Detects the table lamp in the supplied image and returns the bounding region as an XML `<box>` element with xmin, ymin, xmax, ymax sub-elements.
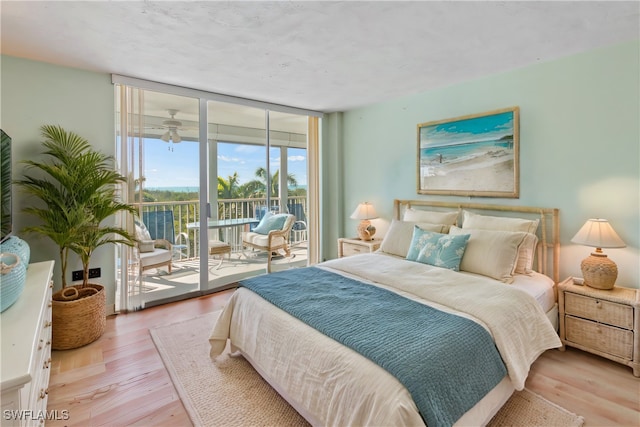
<box><xmin>350</xmin><ymin>202</ymin><xmax>378</xmax><ymax>241</ymax></box>
<box><xmin>571</xmin><ymin>218</ymin><xmax>626</xmax><ymax>289</ymax></box>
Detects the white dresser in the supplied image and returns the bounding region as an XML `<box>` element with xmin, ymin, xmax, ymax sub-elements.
<box><xmin>1</xmin><ymin>261</ymin><xmax>55</xmax><ymax>426</ymax></box>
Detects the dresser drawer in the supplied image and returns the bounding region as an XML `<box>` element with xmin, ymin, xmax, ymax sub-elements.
<box><xmin>27</xmin><ymin>284</ymin><xmax>53</xmax><ymax>418</ymax></box>
<box><xmin>565</xmin><ymin>315</ymin><xmax>634</xmax><ymax>360</ymax></box>
<box><xmin>565</xmin><ymin>292</ymin><xmax>633</xmax><ymax>329</ymax></box>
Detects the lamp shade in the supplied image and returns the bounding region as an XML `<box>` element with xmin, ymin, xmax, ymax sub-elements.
<box><xmin>571</xmin><ymin>219</ymin><xmax>626</xmax><ymax>249</ymax></box>
<box><xmin>350</xmin><ymin>202</ymin><xmax>378</xmax><ymax>220</ymax></box>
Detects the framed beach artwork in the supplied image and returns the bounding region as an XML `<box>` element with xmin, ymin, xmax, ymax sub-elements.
<box><xmin>417</xmin><ymin>107</ymin><xmax>519</xmax><ymax>198</ymax></box>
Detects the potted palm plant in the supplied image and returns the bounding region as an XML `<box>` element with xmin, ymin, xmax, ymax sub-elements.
<box><xmin>16</xmin><ymin>125</ymin><xmax>136</xmax><ymax>349</ymax></box>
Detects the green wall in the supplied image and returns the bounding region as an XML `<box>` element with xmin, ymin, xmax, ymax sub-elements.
<box><xmin>1</xmin><ymin>55</ymin><xmax>117</xmax><ymax>306</ymax></box>
<box><xmin>3</xmin><ymin>40</ymin><xmax>639</xmax><ymax>294</ymax></box>
<box><xmin>336</xmin><ymin>40</ymin><xmax>640</xmax><ymax>287</ymax></box>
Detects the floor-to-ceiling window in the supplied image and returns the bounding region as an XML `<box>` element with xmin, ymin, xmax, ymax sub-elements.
<box><xmin>205</xmin><ymin>103</ymin><xmax>309</xmax><ymax>288</ymax></box>
<box><xmin>114</xmin><ymin>76</ymin><xmax>321</xmax><ymax>311</ymax></box>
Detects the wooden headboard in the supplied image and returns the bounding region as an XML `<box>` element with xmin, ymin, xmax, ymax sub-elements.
<box><xmin>393</xmin><ymin>199</ymin><xmax>560</xmax><ymax>283</ymax></box>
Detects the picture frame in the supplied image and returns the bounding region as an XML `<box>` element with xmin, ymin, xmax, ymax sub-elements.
<box><xmin>417</xmin><ymin>107</ymin><xmax>519</xmax><ymax>198</ymax></box>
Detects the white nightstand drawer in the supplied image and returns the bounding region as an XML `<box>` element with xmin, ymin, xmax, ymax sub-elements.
<box><xmin>565</xmin><ymin>292</ymin><xmax>633</xmax><ymax>330</ymax></box>
<box><xmin>337</xmin><ymin>238</ymin><xmax>381</xmax><ymax>258</ymax></box>
<box><xmin>565</xmin><ymin>315</ymin><xmax>634</xmax><ymax>360</ymax></box>
<box><xmin>342</xmin><ymin>243</ymin><xmax>365</xmax><ymax>257</ymax></box>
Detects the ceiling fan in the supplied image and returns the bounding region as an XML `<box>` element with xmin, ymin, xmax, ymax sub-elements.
<box><xmin>160</xmin><ymin>109</ymin><xmax>183</xmax><ymax>144</ymax></box>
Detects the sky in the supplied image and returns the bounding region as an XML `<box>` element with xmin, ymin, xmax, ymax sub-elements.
<box><xmin>143</xmin><ymin>139</ymin><xmax>307</xmax><ymax>190</ymax></box>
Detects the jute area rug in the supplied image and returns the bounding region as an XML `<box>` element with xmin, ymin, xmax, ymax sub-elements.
<box><xmin>150</xmin><ymin>311</ymin><xmax>584</xmax><ymax>427</ymax></box>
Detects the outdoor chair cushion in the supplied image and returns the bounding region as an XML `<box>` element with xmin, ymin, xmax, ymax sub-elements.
<box><xmin>139</xmin><ymin>247</ymin><xmax>171</xmax><ymax>268</ymax></box>
<box><xmin>139</xmin><ymin>239</ymin><xmax>155</xmax><ymax>253</ymax></box>
<box><xmin>253</xmin><ymin>212</ymin><xmax>289</xmax><ymax>235</ymax></box>
<box><xmin>135</xmin><ymin>221</ymin><xmax>152</xmax><ymax>241</ymax></box>
<box><xmin>242</xmin><ymin>232</ymin><xmax>287</xmax><ymax>248</ymax></box>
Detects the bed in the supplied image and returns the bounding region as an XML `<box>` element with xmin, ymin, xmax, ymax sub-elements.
<box><xmin>210</xmin><ymin>200</ymin><xmax>562</xmax><ymax>426</ymax></box>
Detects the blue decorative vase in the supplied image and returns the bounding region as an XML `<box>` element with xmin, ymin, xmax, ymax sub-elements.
<box><xmin>0</xmin><ymin>253</ymin><xmax>27</xmax><ymax>312</ymax></box>
<box><xmin>0</xmin><ymin>236</ymin><xmax>30</xmax><ymax>268</ymax></box>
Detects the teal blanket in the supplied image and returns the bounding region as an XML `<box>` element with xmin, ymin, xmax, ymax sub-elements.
<box><xmin>239</xmin><ymin>267</ymin><xmax>507</xmax><ymax>427</ymax></box>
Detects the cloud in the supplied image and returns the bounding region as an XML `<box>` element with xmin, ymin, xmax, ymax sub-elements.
<box><xmin>218</xmin><ymin>155</ymin><xmax>244</xmax><ymax>164</ymax></box>
<box><xmin>235</xmin><ymin>144</ymin><xmax>262</xmax><ymax>154</ymax></box>
<box><xmin>288</xmin><ymin>155</ymin><xmax>305</xmax><ymax>162</ymax></box>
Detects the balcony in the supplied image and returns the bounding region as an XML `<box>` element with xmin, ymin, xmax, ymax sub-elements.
<box><xmin>127</xmin><ymin>196</ymin><xmax>308</xmax><ymax>304</ymax></box>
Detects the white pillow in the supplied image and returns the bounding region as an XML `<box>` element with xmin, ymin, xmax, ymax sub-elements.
<box><xmin>515</xmin><ymin>233</ymin><xmax>538</xmax><ymax>274</ymax></box>
<box><xmin>462</xmin><ymin>210</ymin><xmax>539</xmax><ymax>234</ymax></box>
<box><xmin>379</xmin><ymin>219</ymin><xmax>449</xmax><ymax>258</ymax></box>
<box><xmin>403</xmin><ymin>208</ymin><xmax>458</xmax><ymax>226</ymax></box>
<box><xmin>135</xmin><ymin>223</ymin><xmax>152</xmax><ymax>241</ymax></box>
<box><xmin>449</xmin><ymin>226</ymin><xmax>527</xmax><ymax>283</ymax></box>
<box><xmin>461</xmin><ymin>211</ymin><xmax>539</xmax><ymax>274</ymax></box>
<box><xmin>138</xmin><ymin>240</ymin><xmax>156</xmax><ymax>253</ymax></box>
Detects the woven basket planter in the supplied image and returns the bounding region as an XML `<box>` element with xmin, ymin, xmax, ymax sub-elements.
<box><xmin>52</xmin><ymin>284</ymin><xmax>106</xmax><ymax>350</ymax></box>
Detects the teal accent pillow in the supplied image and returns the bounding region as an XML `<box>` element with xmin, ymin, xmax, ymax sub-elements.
<box><xmin>406</xmin><ymin>226</ymin><xmax>470</xmax><ymax>271</ymax></box>
<box><xmin>406</xmin><ymin>225</ymin><xmax>435</xmax><ymax>261</ymax></box>
<box><xmin>253</xmin><ymin>212</ymin><xmax>288</xmax><ymax>235</ymax></box>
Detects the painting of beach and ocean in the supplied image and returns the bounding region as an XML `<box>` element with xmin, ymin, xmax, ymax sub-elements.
<box><xmin>417</xmin><ymin>107</ymin><xmax>519</xmax><ymax>198</ymax></box>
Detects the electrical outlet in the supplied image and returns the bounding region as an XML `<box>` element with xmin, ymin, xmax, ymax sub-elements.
<box><xmin>72</xmin><ymin>270</ymin><xmax>83</xmax><ymax>281</ymax></box>
<box><xmin>88</xmin><ymin>268</ymin><xmax>101</xmax><ymax>279</ymax></box>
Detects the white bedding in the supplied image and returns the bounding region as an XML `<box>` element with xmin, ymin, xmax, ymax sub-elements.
<box><xmin>210</xmin><ymin>253</ymin><xmax>561</xmax><ymax>426</ymax></box>
<box><xmin>511</xmin><ymin>272</ymin><xmax>556</xmax><ymax>313</ymax></box>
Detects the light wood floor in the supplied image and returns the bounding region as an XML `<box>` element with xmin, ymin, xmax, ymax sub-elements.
<box><xmin>48</xmin><ymin>290</ymin><xmax>640</xmax><ymax>427</ymax></box>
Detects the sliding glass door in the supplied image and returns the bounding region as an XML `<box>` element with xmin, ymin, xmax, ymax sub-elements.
<box><xmin>114</xmin><ymin>76</ymin><xmax>321</xmax><ymax>311</ymax></box>
<box><xmin>204</xmin><ymin>103</ymin><xmax>309</xmax><ymax>289</ymax></box>
<box><xmin>116</xmin><ymin>88</ymin><xmax>201</xmax><ymax>310</ymax></box>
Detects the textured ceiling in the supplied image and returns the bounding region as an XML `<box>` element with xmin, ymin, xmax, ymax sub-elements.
<box><xmin>1</xmin><ymin>1</ymin><xmax>638</xmax><ymax>113</ymax></box>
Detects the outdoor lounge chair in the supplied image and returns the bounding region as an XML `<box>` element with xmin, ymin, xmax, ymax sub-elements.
<box><xmin>135</xmin><ymin>220</ymin><xmax>173</xmax><ymax>275</ymax></box>
<box><xmin>241</xmin><ymin>213</ymin><xmax>295</xmax><ymax>273</ymax></box>
<box><xmin>143</xmin><ymin>210</ymin><xmax>190</xmax><ymax>260</ymax></box>
<box><xmin>287</xmin><ymin>202</ymin><xmax>308</xmax><ymax>245</ymax></box>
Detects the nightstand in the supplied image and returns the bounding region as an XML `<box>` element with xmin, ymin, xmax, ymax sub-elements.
<box><xmin>558</xmin><ymin>277</ymin><xmax>640</xmax><ymax>377</ymax></box>
<box><xmin>337</xmin><ymin>238</ymin><xmax>381</xmax><ymax>258</ymax></box>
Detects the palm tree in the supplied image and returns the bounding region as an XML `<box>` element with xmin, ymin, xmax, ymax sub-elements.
<box><xmin>16</xmin><ymin>125</ymin><xmax>136</xmax><ymax>288</ymax></box>
<box><xmin>217</xmin><ymin>172</ymin><xmax>241</xmax><ymax>199</ymax></box>
<box><xmin>70</xmin><ymin>177</ymin><xmax>137</xmax><ymax>288</ymax></box>
<box><xmin>237</xmin><ymin>180</ymin><xmax>264</xmax><ymax>198</ymax></box>
<box><xmin>244</xmin><ymin>168</ymin><xmax>298</xmax><ymax>198</ymax></box>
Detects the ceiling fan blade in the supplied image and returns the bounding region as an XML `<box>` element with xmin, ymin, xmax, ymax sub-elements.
<box><xmin>171</xmin><ymin>130</ymin><xmax>182</xmax><ymax>143</ymax></box>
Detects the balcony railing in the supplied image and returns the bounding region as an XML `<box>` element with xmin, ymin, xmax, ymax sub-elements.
<box><xmin>136</xmin><ymin>196</ymin><xmax>307</xmax><ymax>260</ymax></box>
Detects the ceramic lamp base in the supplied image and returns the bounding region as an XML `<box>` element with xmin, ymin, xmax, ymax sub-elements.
<box><xmin>356</xmin><ymin>220</ymin><xmax>376</xmax><ymax>241</ymax></box>
<box><xmin>581</xmin><ymin>252</ymin><xmax>617</xmax><ymax>290</ymax></box>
